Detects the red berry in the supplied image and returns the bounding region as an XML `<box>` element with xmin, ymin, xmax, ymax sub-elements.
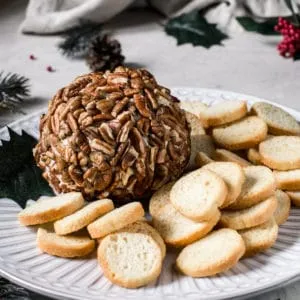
<box><xmin>275</xmin><ymin>17</ymin><xmax>300</xmax><ymax>59</ymax></box>
<box><xmin>29</xmin><ymin>54</ymin><xmax>36</xmax><ymax>60</ymax></box>
<box><xmin>46</xmin><ymin>66</ymin><xmax>55</xmax><ymax>72</ymax></box>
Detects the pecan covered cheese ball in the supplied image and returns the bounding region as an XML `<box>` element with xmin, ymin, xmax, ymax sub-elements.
<box><xmin>34</xmin><ymin>67</ymin><xmax>191</xmax><ymax>202</ymax></box>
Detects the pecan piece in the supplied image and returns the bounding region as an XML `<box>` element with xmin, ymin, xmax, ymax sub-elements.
<box><xmin>90</xmin><ymin>139</ymin><xmax>115</xmax><ymax>156</ymax></box>
<box><xmin>117</xmin><ymin>120</ymin><xmax>134</xmax><ymax>143</ymax></box>
<box><xmin>134</xmin><ymin>94</ymin><xmax>152</xmax><ymax>118</ymax></box>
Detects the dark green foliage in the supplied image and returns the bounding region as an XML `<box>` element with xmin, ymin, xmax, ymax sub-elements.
<box><xmin>0</xmin><ymin>129</ymin><xmax>54</xmax><ymax>208</ymax></box>
<box><xmin>236</xmin><ymin>17</ymin><xmax>279</xmax><ymax>35</ymax></box>
<box><xmin>165</xmin><ymin>11</ymin><xmax>228</xmax><ymax>48</ymax></box>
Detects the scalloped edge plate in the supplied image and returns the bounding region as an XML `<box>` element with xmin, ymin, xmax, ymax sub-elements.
<box><xmin>1</xmin><ymin>87</ymin><xmax>300</xmax><ymax>300</ymax></box>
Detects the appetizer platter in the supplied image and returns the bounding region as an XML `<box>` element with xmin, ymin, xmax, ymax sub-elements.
<box><xmin>1</xmin><ymin>68</ymin><xmax>300</xmax><ymax>300</ymax></box>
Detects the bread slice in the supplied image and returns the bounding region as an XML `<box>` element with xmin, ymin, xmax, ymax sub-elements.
<box><xmin>119</xmin><ymin>220</ymin><xmax>166</xmax><ymax>258</ymax></box>
<box><xmin>273</xmin><ymin>169</ymin><xmax>300</xmax><ymax>190</ymax></box>
<box><xmin>186</xmin><ymin>134</ymin><xmax>215</xmax><ymax>171</ymax></box>
<box><xmin>37</xmin><ymin>227</ymin><xmax>95</xmax><ymax>258</ymax></box>
<box><xmin>251</xmin><ymin>102</ymin><xmax>300</xmax><ymax>136</ymax></box>
<box><xmin>195</xmin><ymin>151</ymin><xmax>214</xmax><ymax>168</ymax></box>
<box><xmin>202</xmin><ymin>162</ymin><xmax>245</xmax><ymax>208</ymax></box>
<box><xmin>227</xmin><ymin>166</ymin><xmax>276</xmax><ymax>210</ymax></box>
<box><xmin>170</xmin><ymin>169</ymin><xmax>227</xmax><ymax>221</ymax></box>
<box><xmin>238</xmin><ymin>217</ymin><xmax>278</xmax><ymax>257</ymax></box>
<box><xmin>247</xmin><ymin>148</ymin><xmax>262</xmax><ymax>165</ymax></box>
<box><xmin>201</xmin><ymin>100</ymin><xmax>247</xmax><ymax>127</ymax></box>
<box><xmin>18</xmin><ymin>192</ymin><xmax>84</xmax><ymax>226</ymax></box>
<box><xmin>286</xmin><ymin>191</ymin><xmax>300</xmax><ymax>207</ymax></box>
<box><xmin>180</xmin><ymin>101</ymin><xmax>208</xmax><ymax>126</ymax></box>
<box><xmin>176</xmin><ymin>228</ymin><xmax>245</xmax><ymax>277</ymax></box>
<box><xmin>185</xmin><ymin>111</ymin><xmax>205</xmax><ymax>135</ymax></box>
<box><xmin>274</xmin><ymin>190</ymin><xmax>290</xmax><ymax>225</ymax></box>
<box><xmin>219</xmin><ymin>196</ymin><xmax>277</xmax><ymax>230</ymax></box>
<box><xmin>259</xmin><ymin>136</ymin><xmax>300</xmax><ymax>170</ymax></box>
<box><xmin>247</xmin><ymin>135</ymin><xmax>274</xmax><ymax>165</ymax></box>
<box><xmin>212</xmin><ymin>116</ymin><xmax>268</xmax><ymax>150</ymax></box>
<box><xmin>150</xmin><ymin>183</ymin><xmax>220</xmax><ymax>247</ymax></box>
<box><xmin>98</xmin><ymin>231</ymin><xmax>162</xmax><ymax>288</ymax></box>
<box><xmin>180</xmin><ymin>101</ymin><xmax>208</xmax><ymax>115</ymax></box>
<box><xmin>214</xmin><ymin>149</ymin><xmax>251</xmax><ymax>167</ymax></box>
<box><xmin>87</xmin><ymin>202</ymin><xmax>144</xmax><ymax>239</ymax></box>
<box><xmin>54</xmin><ymin>199</ymin><xmax>114</xmax><ymax>235</ymax></box>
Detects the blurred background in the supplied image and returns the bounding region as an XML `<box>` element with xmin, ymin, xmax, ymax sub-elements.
<box><xmin>0</xmin><ymin>0</ymin><xmax>300</xmax><ymax>127</ymax></box>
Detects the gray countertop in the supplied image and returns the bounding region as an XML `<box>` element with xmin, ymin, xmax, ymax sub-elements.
<box><xmin>1</xmin><ymin>1</ymin><xmax>300</xmax><ymax>299</ymax></box>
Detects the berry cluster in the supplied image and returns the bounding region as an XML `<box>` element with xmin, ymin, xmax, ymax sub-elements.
<box><xmin>275</xmin><ymin>17</ymin><xmax>300</xmax><ymax>58</ymax></box>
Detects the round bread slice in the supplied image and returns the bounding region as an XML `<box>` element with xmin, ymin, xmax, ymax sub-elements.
<box><xmin>201</xmin><ymin>100</ymin><xmax>247</xmax><ymax>127</ymax></box>
<box><xmin>180</xmin><ymin>101</ymin><xmax>208</xmax><ymax>115</ymax></box>
<box><xmin>37</xmin><ymin>227</ymin><xmax>95</xmax><ymax>258</ymax></box>
<box><xmin>185</xmin><ymin>111</ymin><xmax>206</xmax><ymax>135</ymax></box>
<box><xmin>150</xmin><ymin>183</ymin><xmax>220</xmax><ymax>247</ymax></box>
<box><xmin>176</xmin><ymin>228</ymin><xmax>245</xmax><ymax>277</ymax></box>
<box><xmin>195</xmin><ymin>151</ymin><xmax>214</xmax><ymax>168</ymax></box>
<box><xmin>170</xmin><ymin>169</ymin><xmax>227</xmax><ymax>222</ymax></box>
<box><xmin>286</xmin><ymin>191</ymin><xmax>300</xmax><ymax>207</ymax></box>
<box><xmin>274</xmin><ymin>190</ymin><xmax>291</xmax><ymax>225</ymax></box>
<box><xmin>251</xmin><ymin>102</ymin><xmax>300</xmax><ymax>136</ymax></box>
<box><xmin>119</xmin><ymin>220</ymin><xmax>166</xmax><ymax>258</ymax></box>
<box><xmin>238</xmin><ymin>217</ymin><xmax>278</xmax><ymax>257</ymax></box>
<box><xmin>87</xmin><ymin>202</ymin><xmax>144</xmax><ymax>239</ymax></box>
<box><xmin>227</xmin><ymin>166</ymin><xmax>276</xmax><ymax>210</ymax></box>
<box><xmin>247</xmin><ymin>135</ymin><xmax>274</xmax><ymax>166</ymax></box>
<box><xmin>247</xmin><ymin>148</ymin><xmax>262</xmax><ymax>165</ymax></box>
<box><xmin>202</xmin><ymin>162</ymin><xmax>245</xmax><ymax>208</ymax></box>
<box><xmin>259</xmin><ymin>136</ymin><xmax>300</xmax><ymax>170</ymax></box>
<box><xmin>186</xmin><ymin>134</ymin><xmax>215</xmax><ymax>171</ymax></box>
<box><xmin>180</xmin><ymin>101</ymin><xmax>208</xmax><ymax>127</ymax></box>
<box><xmin>219</xmin><ymin>196</ymin><xmax>277</xmax><ymax>230</ymax></box>
<box><xmin>98</xmin><ymin>231</ymin><xmax>162</xmax><ymax>288</ymax></box>
<box><xmin>273</xmin><ymin>169</ymin><xmax>300</xmax><ymax>190</ymax></box>
<box><xmin>213</xmin><ymin>149</ymin><xmax>251</xmax><ymax>167</ymax></box>
<box><xmin>212</xmin><ymin>116</ymin><xmax>268</xmax><ymax>150</ymax></box>
<box><xmin>54</xmin><ymin>199</ymin><xmax>114</xmax><ymax>235</ymax></box>
<box><xmin>18</xmin><ymin>192</ymin><xmax>84</xmax><ymax>226</ymax></box>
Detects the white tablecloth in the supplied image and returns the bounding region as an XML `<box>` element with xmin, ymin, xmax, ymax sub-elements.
<box><xmin>1</xmin><ymin>0</ymin><xmax>300</xmax><ymax>299</ymax></box>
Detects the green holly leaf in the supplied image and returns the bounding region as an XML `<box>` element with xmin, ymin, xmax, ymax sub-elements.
<box><xmin>165</xmin><ymin>11</ymin><xmax>228</xmax><ymax>48</ymax></box>
<box><xmin>0</xmin><ymin>128</ymin><xmax>54</xmax><ymax>208</ymax></box>
<box><xmin>236</xmin><ymin>17</ymin><xmax>279</xmax><ymax>35</ymax></box>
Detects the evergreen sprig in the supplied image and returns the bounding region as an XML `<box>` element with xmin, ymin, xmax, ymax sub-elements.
<box><xmin>0</xmin><ymin>72</ymin><xmax>30</xmax><ymax>110</ymax></box>
<box><xmin>58</xmin><ymin>21</ymin><xmax>103</xmax><ymax>58</ymax></box>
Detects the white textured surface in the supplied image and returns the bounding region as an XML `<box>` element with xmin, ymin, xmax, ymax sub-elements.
<box><xmin>1</xmin><ymin>88</ymin><xmax>300</xmax><ymax>300</ymax></box>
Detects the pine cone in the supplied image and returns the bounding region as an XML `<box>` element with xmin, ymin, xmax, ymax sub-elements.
<box><xmin>86</xmin><ymin>35</ymin><xmax>125</xmax><ymax>72</ymax></box>
<box><xmin>34</xmin><ymin>67</ymin><xmax>191</xmax><ymax>203</ymax></box>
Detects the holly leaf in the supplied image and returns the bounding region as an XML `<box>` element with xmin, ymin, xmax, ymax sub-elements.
<box><xmin>0</xmin><ymin>128</ymin><xmax>54</xmax><ymax>208</ymax></box>
<box><xmin>165</xmin><ymin>11</ymin><xmax>228</xmax><ymax>48</ymax></box>
<box><xmin>236</xmin><ymin>17</ymin><xmax>279</xmax><ymax>35</ymax></box>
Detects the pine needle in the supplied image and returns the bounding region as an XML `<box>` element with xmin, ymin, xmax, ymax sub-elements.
<box><xmin>0</xmin><ymin>72</ymin><xmax>30</xmax><ymax>110</ymax></box>
<box><xmin>58</xmin><ymin>21</ymin><xmax>103</xmax><ymax>58</ymax></box>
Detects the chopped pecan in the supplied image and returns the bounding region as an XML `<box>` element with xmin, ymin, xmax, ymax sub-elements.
<box><xmin>117</xmin><ymin>120</ymin><xmax>134</xmax><ymax>143</ymax></box>
<box><xmin>98</xmin><ymin>123</ymin><xmax>115</xmax><ymax>144</ymax></box>
<box><xmin>96</xmin><ymin>99</ymin><xmax>114</xmax><ymax>113</ymax></box>
<box><xmin>134</xmin><ymin>94</ymin><xmax>152</xmax><ymax>118</ymax></box>
<box><xmin>90</xmin><ymin>139</ymin><xmax>115</xmax><ymax>156</ymax></box>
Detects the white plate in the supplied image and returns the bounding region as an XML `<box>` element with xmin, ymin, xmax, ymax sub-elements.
<box><xmin>1</xmin><ymin>87</ymin><xmax>300</xmax><ymax>300</ymax></box>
